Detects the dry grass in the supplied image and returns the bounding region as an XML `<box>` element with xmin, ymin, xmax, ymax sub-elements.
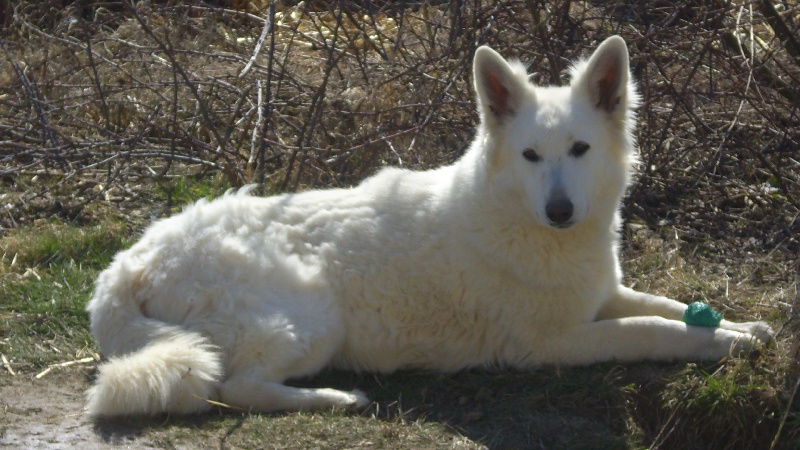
<box><xmin>0</xmin><ymin>1</ymin><xmax>798</xmax><ymax>448</ymax></box>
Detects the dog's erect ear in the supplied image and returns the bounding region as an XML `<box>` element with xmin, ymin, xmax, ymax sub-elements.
<box><xmin>574</xmin><ymin>36</ymin><xmax>630</xmax><ymax>114</ymax></box>
<box><xmin>473</xmin><ymin>46</ymin><xmax>528</xmax><ymax>125</ymax></box>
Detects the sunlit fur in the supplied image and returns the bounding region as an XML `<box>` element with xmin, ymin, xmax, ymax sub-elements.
<box><xmin>86</xmin><ymin>36</ymin><xmax>772</xmax><ymax>417</ymax></box>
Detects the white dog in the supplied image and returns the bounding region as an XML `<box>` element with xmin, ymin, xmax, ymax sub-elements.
<box><xmin>86</xmin><ymin>36</ymin><xmax>772</xmax><ymax>417</ymax></box>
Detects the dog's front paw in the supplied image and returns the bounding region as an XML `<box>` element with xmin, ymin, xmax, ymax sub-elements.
<box><xmin>727</xmin><ymin>329</ymin><xmax>775</xmax><ymax>356</ymax></box>
<box><xmin>720</xmin><ymin>319</ymin><xmax>775</xmax><ymax>343</ymax></box>
<box><xmin>743</xmin><ymin>321</ymin><xmax>775</xmax><ymax>343</ymax></box>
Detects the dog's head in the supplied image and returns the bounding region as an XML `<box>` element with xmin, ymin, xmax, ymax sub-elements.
<box><xmin>473</xmin><ymin>36</ymin><xmax>638</xmax><ymax>230</ymax></box>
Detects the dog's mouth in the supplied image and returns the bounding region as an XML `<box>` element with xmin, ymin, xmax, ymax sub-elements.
<box><xmin>549</xmin><ymin>221</ymin><xmax>575</xmax><ymax>230</ymax></box>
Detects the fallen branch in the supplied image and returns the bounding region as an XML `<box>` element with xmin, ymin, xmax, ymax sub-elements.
<box><xmin>239</xmin><ymin>4</ymin><xmax>273</xmax><ymax>78</ymax></box>
<box><xmin>1</xmin><ymin>353</ymin><xmax>15</xmax><ymax>376</ymax></box>
<box><xmin>759</xmin><ymin>0</ymin><xmax>800</xmax><ymax>60</ymax></box>
<box><xmin>194</xmin><ymin>394</ymin><xmax>247</xmax><ymax>412</ymax></box>
<box><xmin>770</xmin><ymin>373</ymin><xmax>800</xmax><ymax>450</ymax></box>
<box><xmin>35</xmin><ymin>357</ymin><xmax>95</xmax><ymax>379</ymax></box>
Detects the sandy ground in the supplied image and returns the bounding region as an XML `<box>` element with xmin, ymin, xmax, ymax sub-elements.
<box><xmin>0</xmin><ymin>372</ymin><xmax>158</xmax><ymax>449</ymax></box>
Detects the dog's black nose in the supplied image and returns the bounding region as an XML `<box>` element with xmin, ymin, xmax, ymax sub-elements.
<box><xmin>546</xmin><ymin>197</ymin><xmax>573</xmax><ymax>226</ymax></box>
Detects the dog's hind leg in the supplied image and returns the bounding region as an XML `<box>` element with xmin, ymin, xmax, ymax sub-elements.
<box><xmin>219</xmin><ymin>371</ymin><xmax>368</xmax><ymax>412</ymax></box>
<box><xmin>218</xmin><ymin>317</ymin><xmax>368</xmax><ymax>412</ymax></box>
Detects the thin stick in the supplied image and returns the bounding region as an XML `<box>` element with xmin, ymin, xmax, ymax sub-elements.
<box><xmin>257</xmin><ymin>1</ymin><xmax>277</xmax><ymax>188</ymax></box>
<box><xmin>35</xmin><ymin>357</ymin><xmax>95</xmax><ymax>379</ymax></box>
<box><xmin>1</xmin><ymin>354</ymin><xmax>15</xmax><ymax>376</ymax></box>
<box><xmin>769</xmin><ymin>374</ymin><xmax>800</xmax><ymax>450</ymax></box>
<box><xmin>239</xmin><ymin>6</ymin><xmax>273</xmax><ymax>78</ymax></box>
<box><xmin>193</xmin><ymin>394</ymin><xmax>247</xmax><ymax>412</ymax></box>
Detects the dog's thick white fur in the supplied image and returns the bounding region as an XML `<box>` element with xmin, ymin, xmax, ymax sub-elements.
<box><xmin>86</xmin><ymin>36</ymin><xmax>772</xmax><ymax>417</ymax></box>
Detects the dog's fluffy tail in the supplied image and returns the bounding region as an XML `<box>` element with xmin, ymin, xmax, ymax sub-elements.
<box><xmin>85</xmin><ymin>255</ymin><xmax>223</xmax><ymax>417</ymax></box>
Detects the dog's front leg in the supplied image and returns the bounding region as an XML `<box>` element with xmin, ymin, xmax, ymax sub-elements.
<box><xmin>596</xmin><ymin>285</ymin><xmax>685</xmax><ymax>320</ymax></box>
<box><xmin>596</xmin><ymin>285</ymin><xmax>774</xmax><ymax>342</ymax></box>
<box><xmin>531</xmin><ymin>316</ymin><xmax>761</xmax><ymax>366</ymax></box>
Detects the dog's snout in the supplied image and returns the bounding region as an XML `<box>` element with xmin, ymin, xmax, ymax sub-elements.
<box><xmin>545</xmin><ymin>196</ymin><xmax>573</xmax><ymax>226</ymax></box>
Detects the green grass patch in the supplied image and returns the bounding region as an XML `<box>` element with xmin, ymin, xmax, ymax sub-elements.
<box><xmin>155</xmin><ymin>174</ymin><xmax>233</xmax><ymax>212</ymax></box>
<box><xmin>1</xmin><ymin>222</ymin><xmax>131</xmax><ymax>371</ymax></box>
<box><xmin>0</xmin><ymin>219</ymin><xmax>797</xmax><ymax>448</ymax></box>
<box><xmin>1</xmin><ymin>261</ymin><xmax>98</xmax><ymax>370</ymax></box>
<box><xmin>1</xmin><ymin>221</ymin><xmax>131</xmax><ymax>271</ymax></box>
<box><xmin>651</xmin><ymin>357</ymin><xmax>796</xmax><ymax>449</ymax></box>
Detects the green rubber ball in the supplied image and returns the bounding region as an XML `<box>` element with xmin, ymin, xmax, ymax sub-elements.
<box><xmin>683</xmin><ymin>302</ymin><xmax>723</xmax><ymax>328</ymax></box>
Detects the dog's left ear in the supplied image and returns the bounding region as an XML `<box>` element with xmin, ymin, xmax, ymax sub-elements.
<box><xmin>573</xmin><ymin>36</ymin><xmax>631</xmax><ymax>115</ymax></box>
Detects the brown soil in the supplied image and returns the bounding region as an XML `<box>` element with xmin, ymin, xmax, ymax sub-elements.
<box><xmin>0</xmin><ymin>372</ymin><xmax>158</xmax><ymax>449</ymax></box>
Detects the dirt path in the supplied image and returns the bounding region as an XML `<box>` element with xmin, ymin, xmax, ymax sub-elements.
<box><xmin>0</xmin><ymin>372</ymin><xmax>158</xmax><ymax>449</ymax></box>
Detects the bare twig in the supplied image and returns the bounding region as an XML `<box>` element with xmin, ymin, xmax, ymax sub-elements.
<box><xmin>125</xmin><ymin>1</ymin><xmax>242</xmax><ymax>185</ymax></box>
<box><xmin>769</xmin><ymin>373</ymin><xmax>800</xmax><ymax>450</ymax></box>
<box><xmin>759</xmin><ymin>0</ymin><xmax>800</xmax><ymax>60</ymax></box>
<box><xmin>1</xmin><ymin>353</ymin><xmax>15</xmax><ymax>376</ymax></box>
<box><xmin>256</xmin><ymin>1</ymin><xmax>277</xmax><ymax>187</ymax></box>
<box><xmin>239</xmin><ymin>4</ymin><xmax>273</xmax><ymax>78</ymax></box>
<box><xmin>282</xmin><ymin>4</ymin><xmax>345</xmax><ymax>191</ymax></box>
<box><xmin>34</xmin><ymin>357</ymin><xmax>95</xmax><ymax>379</ymax></box>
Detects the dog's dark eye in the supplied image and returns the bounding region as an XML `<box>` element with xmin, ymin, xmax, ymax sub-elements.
<box><xmin>569</xmin><ymin>141</ymin><xmax>590</xmax><ymax>158</ymax></box>
<box><xmin>522</xmin><ymin>149</ymin><xmax>541</xmax><ymax>162</ymax></box>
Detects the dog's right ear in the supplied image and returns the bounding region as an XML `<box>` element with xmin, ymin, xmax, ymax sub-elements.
<box><xmin>473</xmin><ymin>46</ymin><xmax>528</xmax><ymax>126</ymax></box>
<box><xmin>572</xmin><ymin>36</ymin><xmax>633</xmax><ymax>117</ymax></box>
